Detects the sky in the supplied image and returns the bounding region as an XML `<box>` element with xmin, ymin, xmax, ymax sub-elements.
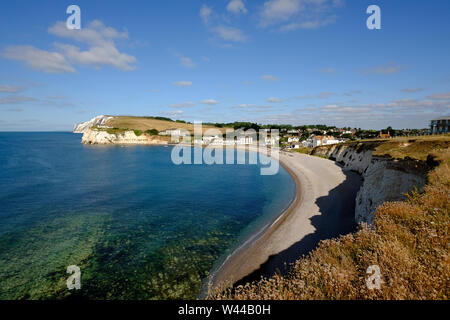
<box><xmin>0</xmin><ymin>0</ymin><xmax>449</xmax><ymax>131</ymax></box>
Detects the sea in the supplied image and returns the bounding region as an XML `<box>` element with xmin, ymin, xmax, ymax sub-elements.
<box><xmin>0</xmin><ymin>132</ymin><xmax>296</xmax><ymax>299</ymax></box>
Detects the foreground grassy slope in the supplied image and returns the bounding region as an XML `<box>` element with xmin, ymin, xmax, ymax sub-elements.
<box><xmin>212</xmin><ymin>135</ymin><xmax>450</xmax><ymax>300</ymax></box>
<box><xmin>105</xmin><ymin>116</ymin><xmax>232</xmax><ymax>134</ymax></box>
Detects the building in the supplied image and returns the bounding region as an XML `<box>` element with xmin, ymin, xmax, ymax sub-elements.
<box><xmin>287</xmin><ymin>136</ymin><xmax>300</xmax><ymax>143</ymax></box>
<box><xmin>378</xmin><ymin>131</ymin><xmax>391</xmax><ymax>139</ymax></box>
<box><xmin>194</xmin><ymin>135</ymin><xmax>253</xmax><ymax>146</ymax></box>
<box><xmin>312</xmin><ymin>135</ymin><xmax>341</xmax><ymax>147</ymax></box>
<box><xmin>159</xmin><ymin>129</ymin><xmax>190</xmax><ymax>136</ymax></box>
<box><xmin>302</xmin><ymin>139</ymin><xmax>313</xmax><ymax>148</ymax></box>
<box><xmin>430</xmin><ymin>117</ymin><xmax>450</xmax><ymax>134</ymax></box>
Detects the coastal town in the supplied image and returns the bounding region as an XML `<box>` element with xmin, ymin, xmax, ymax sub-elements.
<box><xmin>76</xmin><ymin>115</ymin><xmax>448</xmax><ymax>149</ymax></box>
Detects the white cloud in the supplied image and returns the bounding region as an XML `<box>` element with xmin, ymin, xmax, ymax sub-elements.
<box><xmin>1</xmin><ymin>45</ymin><xmax>75</xmax><ymax>73</ymax></box>
<box><xmin>48</xmin><ymin>20</ymin><xmax>128</xmax><ymax>45</ymax></box>
<box><xmin>47</xmin><ymin>95</ymin><xmax>68</xmax><ymax>100</ymax></box>
<box><xmin>260</xmin><ymin>0</ymin><xmax>302</xmax><ymax>27</ymax></box>
<box><xmin>343</xmin><ymin>90</ymin><xmax>361</xmax><ymax>96</ymax></box>
<box><xmin>0</xmin><ymin>95</ymin><xmax>36</xmax><ymax>104</ymax></box>
<box><xmin>160</xmin><ymin>110</ymin><xmax>184</xmax><ymax>117</ymax></box>
<box><xmin>319</xmin><ymin>67</ymin><xmax>337</xmax><ymax>74</ymax></box>
<box><xmin>54</xmin><ymin>43</ymin><xmax>136</xmax><ymax>71</ymax></box>
<box><xmin>280</xmin><ymin>15</ymin><xmax>337</xmax><ymax>31</ymax></box>
<box><xmin>363</xmin><ymin>63</ymin><xmax>406</xmax><ymax>75</ymax></box>
<box><xmin>200</xmin><ymin>5</ymin><xmax>213</xmax><ymax>25</ymax></box>
<box><xmin>317</xmin><ymin>92</ymin><xmax>335</xmax><ymax>99</ymax></box>
<box><xmin>173</xmin><ymin>81</ymin><xmax>193</xmax><ymax>87</ymax></box>
<box><xmin>199</xmin><ymin>4</ymin><xmax>247</xmax><ymax>45</ymax></box>
<box><xmin>179</xmin><ymin>56</ymin><xmax>196</xmax><ymax>68</ymax></box>
<box><xmin>230</xmin><ymin>104</ymin><xmax>274</xmax><ymax>113</ymax></box>
<box><xmin>200</xmin><ymin>99</ymin><xmax>220</xmax><ymax>105</ymax></box>
<box><xmin>169</xmin><ymin>102</ymin><xmax>195</xmax><ymax>108</ymax></box>
<box><xmin>227</xmin><ymin>0</ymin><xmax>248</xmax><ymax>14</ymax></box>
<box><xmin>402</xmin><ymin>88</ymin><xmax>423</xmax><ymax>93</ymax></box>
<box><xmin>262</xmin><ymin>75</ymin><xmax>279</xmax><ymax>82</ymax></box>
<box><xmin>427</xmin><ymin>92</ymin><xmax>450</xmax><ymax>100</ymax></box>
<box><xmin>1</xmin><ymin>20</ymin><xmax>136</xmax><ymax>73</ymax></box>
<box><xmin>259</xmin><ymin>0</ymin><xmax>342</xmax><ymax>31</ymax></box>
<box><xmin>0</xmin><ymin>85</ymin><xmax>24</xmax><ymax>93</ymax></box>
<box><xmin>213</xmin><ymin>25</ymin><xmax>248</xmax><ymax>42</ymax></box>
<box><xmin>267</xmin><ymin>97</ymin><xmax>282</xmax><ymax>103</ymax></box>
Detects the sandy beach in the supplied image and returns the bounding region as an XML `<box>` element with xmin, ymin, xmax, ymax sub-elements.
<box><xmin>208</xmin><ymin>149</ymin><xmax>362</xmax><ymax>291</ymax></box>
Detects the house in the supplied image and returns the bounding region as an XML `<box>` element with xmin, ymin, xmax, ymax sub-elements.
<box><xmin>159</xmin><ymin>129</ymin><xmax>190</xmax><ymax>136</ymax></box>
<box><xmin>430</xmin><ymin>117</ymin><xmax>450</xmax><ymax>134</ymax></box>
<box><xmin>291</xmin><ymin>143</ymin><xmax>301</xmax><ymax>149</ymax></box>
<box><xmin>302</xmin><ymin>139</ymin><xmax>313</xmax><ymax>148</ymax></box>
<box><xmin>378</xmin><ymin>131</ymin><xmax>391</xmax><ymax>139</ymax></box>
<box><xmin>287</xmin><ymin>136</ymin><xmax>300</xmax><ymax>143</ymax></box>
<box><xmin>194</xmin><ymin>134</ymin><xmax>253</xmax><ymax>146</ymax></box>
<box><xmin>312</xmin><ymin>135</ymin><xmax>341</xmax><ymax>147</ymax></box>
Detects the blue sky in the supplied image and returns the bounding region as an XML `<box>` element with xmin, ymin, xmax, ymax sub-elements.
<box><xmin>0</xmin><ymin>0</ymin><xmax>449</xmax><ymax>131</ymax></box>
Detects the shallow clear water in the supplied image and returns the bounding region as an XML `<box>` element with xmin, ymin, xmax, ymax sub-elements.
<box><xmin>0</xmin><ymin>132</ymin><xmax>296</xmax><ymax>299</ymax></box>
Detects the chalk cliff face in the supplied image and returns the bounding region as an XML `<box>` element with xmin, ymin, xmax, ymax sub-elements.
<box><xmin>74</xmin><ymin>115</ymin><xmax>170</xmax><ymax>145</ymax></box>
<box><xmin>81</xmin><ymin>128</ymin><xmax>169</xmax><ymax>145</ymax></box>
<box><xmin>312</xmin><ymin>143</ymin><xmax>429</xmax><ymax>224</ymax></box>
<box><xmin>73</xmin><ymin>115</ymin><xmax>113</xmax><ymax>133</ymax></box>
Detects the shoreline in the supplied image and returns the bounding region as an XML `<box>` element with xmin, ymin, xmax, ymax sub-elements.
<box><xmin>206</xmin><ymin>149</ymin><xmax>362</xmax><ymax>295</ymax></box>
<box><xmin>204</xmin><ymin>149</ymin><xmax>303</xmax><ymax>294</ymax></box>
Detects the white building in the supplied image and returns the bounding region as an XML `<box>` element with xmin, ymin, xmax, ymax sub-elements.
<box><xmin>194</xmin><ymin>135</ymin><xmax>253</xmax><ymax>146</ymax></box>
<box><xmin>302</xmin><ymin>139</ymin><xmax>313</xmax><ymax>148</ymax></box>
<box><xmin>159</xmin><ymin>129</ymin><xmax>190</xmax><ymax>136</ymax></box>
<box><xmin>313</xmin><ymin>135</ymin><xmax>342</xmax><ymax>147</ymax></box>
<box><xmin>287</xmin><ymin>136</ymin><xmax>300</xmax><ymax>143</ymax></box>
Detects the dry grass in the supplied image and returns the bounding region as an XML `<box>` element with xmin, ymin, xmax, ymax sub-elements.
<box><xmin>373</xmin><ymin>135</ymin><xmax>450</xmax><ymax>161</ymax></box>
<box><xmin>212</xmin><ymin>136</ymin><xmax>450</xmax><ymax>300</ymax></box>
<box><xmin>291</xmin><ymin>147</ymin><xmax>312</xmax><ymax>155</ymax></box>
<box><xmin>105</xmin><ymin>116</ymin><xmax>232</xmax><ymax>134</ymax></box>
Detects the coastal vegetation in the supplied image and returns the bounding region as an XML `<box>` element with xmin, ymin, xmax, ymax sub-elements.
<box><xmin>291</xmin><ymin>147</ymin><xmax>312</xmax><ymax>155</ymax></box>
<box><xmin>145</xmin><ymin>129</ymin><xmax>159</xmax><ymax>136</ymax></box>
<box><xmin>104</xmin><ymin>116</ymin><xmax>232</xmax><ymax>134</ymax></box>
<box><xmin>211</xmin><ymin>135</ymin><xmax>449</xmax><ymax>300</ymax></box>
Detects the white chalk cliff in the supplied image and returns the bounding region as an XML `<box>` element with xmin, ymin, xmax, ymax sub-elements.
<box><xmin>73</xmin><ymin>115</ymin><xmax>113</xmax><ymax>133</ymax></box>
<box><xmin>81</xmin><ymin>128</ymin><xmax>169</xmax><ymax>145</ymax></box>
<box><xmin>312</xmin><ymin>142</ymin><xmax>430</xmax><ymax>224</ymax></box>
<box><xmin>74</xmin><ymin>116</ymin><xmax>169</xmax><ymax>145</ymax></box>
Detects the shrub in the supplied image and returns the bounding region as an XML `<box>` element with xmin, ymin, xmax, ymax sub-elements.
<box><xmin>106</xmin><ymin>127</ymin><xmax>126</xmax><ymax>135</ymax></box>
<box><xmin>145</xmin><ymin>129</ymin><xmax>159</xmax><ymax>136</ymax></box>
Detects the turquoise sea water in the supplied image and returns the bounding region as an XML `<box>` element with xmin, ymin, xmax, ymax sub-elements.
<box><xmin>0</xmin><ymin>132</ymin><xmax>296</xmax><ymax>299</ymax></box>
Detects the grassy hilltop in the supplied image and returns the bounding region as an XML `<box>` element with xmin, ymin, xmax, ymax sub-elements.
<box><xmin>99</xmin><ymin>116</ymin><xmax>233</xmax><ymax>135</ymax></box>
<box><xmin>212</xmin><ymin>135</ymin><xmax>450</xmax><ymax>300</ymax></box>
